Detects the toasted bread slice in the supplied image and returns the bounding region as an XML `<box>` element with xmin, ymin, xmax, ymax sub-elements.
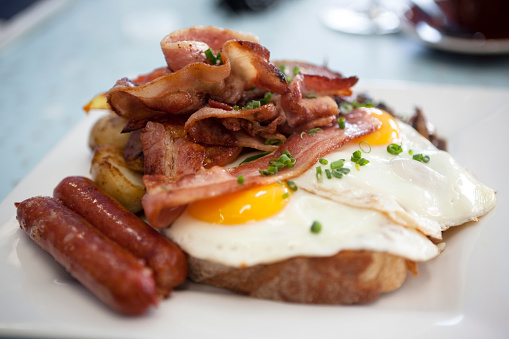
<box><xmin>188</xmin><ymin>250</ymin><xmax>416</xmax><ymax>304</ymax></box>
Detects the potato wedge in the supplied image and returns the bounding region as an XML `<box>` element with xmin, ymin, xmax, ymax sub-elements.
<box><xmin>90</xmin><ymin>144</ymin><xmax>145</xmax><ymax>213</ymax></box>
<box><xmin>89</xmin><ymin>112</ymin><xmax>131</xmax><ymax>151</ymax></box>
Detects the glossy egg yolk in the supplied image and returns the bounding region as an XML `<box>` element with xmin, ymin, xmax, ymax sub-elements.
<box><xmin>187</xmin><ymin>182</ymin><xmax>292</xmax><ymax>225</ymax></box>
<box><xmin>352</xmin><ymin>108</ymin><xmax>399</xmax><ymax>146</ymax></box>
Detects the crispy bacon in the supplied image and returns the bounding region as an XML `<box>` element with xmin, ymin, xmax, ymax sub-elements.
<box><xmin>186</xmin><ymin>104</ymin><xmax>279</xmax><ymax>134</ymax></box>
<box><xmin>107</xmin><ymin>39</ymin><xmax>288</xmax><ymax>122</ymax></box>
<box><xmin>204</xmin><ymin>146</ymin><xmax>243</xmax><ymax>168</ymax></box>
<box><xmin>140</xmin><ymin>122</ymin><xmax>205</xmax><ymax>177</ymax></box>
<box><xmin>140</xmin><ymin>121</ymin><xmax>243</xmax><ymax>177</ymax></box>
<box><xmin>160</xmin><ymin>26</ymin><xmax>259</xmax><ymax>71</ymax></box>
<box><xmin>142</xmin><ymin>109</ymin><xmax>381</xmax><ymax>228</ymax></box>
<box><xmin>275</xmin><ymin>61</ymin><xmax>358</xmax><ymax>129</ymax></box>
<box><xmin>187</xmin><ymin>118</ymin><xmax>237</xmax><ymax>147</ymax></box>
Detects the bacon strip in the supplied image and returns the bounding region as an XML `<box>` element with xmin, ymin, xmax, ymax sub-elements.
<box><xmin>275</xmin><ymin>61</ymin><xmax>358</xmax><ymax>129</ymax></box>
<box><xmin>140</xmin><ymin>122</ymin><xmax>205</xmax><ymax>177</ymax></box>
<box><xmin>142</xmin><ymin>109</ymin><xmax>381</xmax><ymax>228</ymax></box>
<box><xmin>107</xmin><ymin>40</ymin><xmax>288</xmax><ymax>122</ymax></box>
<box><xmin>160</xmin><ymin>26</ymin><xmax>259</xmax><ymax>71</ymax></box>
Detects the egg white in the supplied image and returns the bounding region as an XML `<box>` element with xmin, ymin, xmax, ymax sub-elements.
<box><xmin>166</xmin><ymin>189</ymin><xmax>439</xmax><ymax>267</ymax></box>
<box><xmin>293</xmin><ymin>121</ymin><xmax>497</xmax><ymax>240</ymax></box>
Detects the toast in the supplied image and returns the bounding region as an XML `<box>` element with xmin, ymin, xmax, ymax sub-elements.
<box><xmin>188</xmin><ymin>250</ymin><xmax>415</xmax><ymax>304</ymax></box>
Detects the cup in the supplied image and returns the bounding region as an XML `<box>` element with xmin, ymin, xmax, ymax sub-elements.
<box><xmin>437</xmin><ymin>0</ymin><xmax>509</xmax><ymax>38</ymax></box>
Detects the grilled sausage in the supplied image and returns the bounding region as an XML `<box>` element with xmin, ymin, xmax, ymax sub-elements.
<box><xmin>53</xmin><ymin>176</ymin><xmax>188</xmax><ymax>296</ymax></box>
<box><xmin>16</xmin><ymin>196</ymin><xmax>159</xmax><ymax>315</ymax></box>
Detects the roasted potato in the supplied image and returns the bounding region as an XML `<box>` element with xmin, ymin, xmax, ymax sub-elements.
<box><xmin>90</xmin><ymin>144</ymin><xmax>145</xmax><ymax>213</ymax></box>
<box><xmin>89</xmin><ymin>112</ymin><xmax>131</xmax><ymax>151</ymax></box>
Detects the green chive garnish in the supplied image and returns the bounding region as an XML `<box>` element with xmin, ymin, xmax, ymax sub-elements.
<box><xmin>205</xmin><ymin>48</ymin><xmax>216</xmax><ymax>63</ymax></box>
<box><xmin>338</xmin><ymin>117</ymin><xmax>346</xmax><ymax>129</ymax></box>
<box><xmin>239</xmin><ymin>151</ymin><xmax>271</xmax><ymax>165</ymax></box>
<box><xmin>237</xmin><ymin>175</ymin><xmax>244</xmax><ymax>184</ymax></box>
<box><xmin>287</xmin><ymin>180</ymin><xmax>298</xmax><ymax>191</ymax></box>
<box><xmin>293</xmin><ymin>66</ymin><xmax>300</xmax><ymax>76</ymax></box>
<box><xmin>319</xmin><ymin>158</ymin><xmax>328</xmax><ymax>165</ymax></box>
<box><xmin>316</xmin><ymin>166</ymin><xmax>323</xmax><ymax>182</ymax></box>
<box><xmin>330</xmin><ymin>159</ymin><xmax>345</xmax><ymax>170</ymax></box>
<box><xmin>359</xmin><ymin>141</ymin><xmax>371</xmax><ymax>153</ymax></box>
<box><xmin>387</xmin><ymin>143</ymin><xmax>403</xmax><ymax>155</ymax></box>
<box><xmin>351</xmin><ymin>150</ymin><xmax>369</xmax><ymax>166</ymax></box>
<box><xmin>310</xmin><ymin>221</ymin><xmax>322</xmax><ymax>234</ymax></box>
<box><xmin>308</xmin><ymin>128</ymin><xmax>322</xmax><ymax>136</ymax></box>
<box><xmin>412</xmin><ymin>153</ymin><xmax>430</xmax><ymax>163</ymax></box>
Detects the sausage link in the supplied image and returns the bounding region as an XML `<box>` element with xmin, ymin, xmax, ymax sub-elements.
<box><xmin>53</xmin><ymin>176</ymin><xmax>187</xmax><ymax>296</ymax></box>
<box><xmin>16</xmin><ymin>196</ymin><xmax>159</xmax><ymax>315</ymax></box>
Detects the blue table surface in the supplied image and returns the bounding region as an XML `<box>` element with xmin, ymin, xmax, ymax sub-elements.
<box><xmin>1</xmin><ymin>0</ymin><xmax>508</xmax><ymax>202</ymax></box>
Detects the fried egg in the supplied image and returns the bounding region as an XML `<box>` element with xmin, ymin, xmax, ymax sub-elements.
<box><xmin>167</xmin><ymin>187</ymin><xmax>439</xmax><ymax>267</ymax></box>
<box><xmin>293</xmin><ymin>108</ymin><xmax>497</xmax><ymax>240</ymax></box>
<box><xmin>165</xmin><ymin>107</ymin><xmax>495</xmax><ymax>267</ymax></box>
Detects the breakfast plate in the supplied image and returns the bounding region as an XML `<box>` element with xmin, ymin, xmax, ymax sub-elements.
<box><xmin>0</xmin><ymin>82</ymin><xmax>507</xmax><ymax>338</ymax></box>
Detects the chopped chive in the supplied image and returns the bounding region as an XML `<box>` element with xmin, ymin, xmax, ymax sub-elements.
<box><xmin>387</xmin><ymin>143</ymin><xmax>403</xmax><ymax>155</ymax></box>
<box><xmin>351</xmin><ymin>150</ymin><xmax>362</xmax><ymax>162</ymax></box>
<box><xmin>325</xmin><ymin>169</ymin><xmax>332</xmax><ymax>179</ymax></box>
<box><xmin>237</xmin><ymin>175</ymin><xmax>244</xmax><ymax>184</ymax></box>
<box><xmin>357</xmin><ymin>158</ymin><xmax>370</xmax><ymax>166</ymax></box>
<box><xmin>233</xmin><ymin>105</ymin><xmax>240</xmax><ymax>111</ymax></box>
<box><xmin>300</xmin><ymin>131</ymin><xmax>307</xmax><ymax>138</ymax></box>
<box><xmin>239</xmin><ymin>151</ymin><xmax>271</xmax><ymax>165</ymax></box>
<box><xmin>287</xmin><ymin>180</ymin><xmax>298</xmax><ymax>191</ymax></box>
<box><xmin>304</xmin><ymin>93</ymin><xmax>317</xmax><ymax>99</ymax></box>
<box><xmin>330</xmin><ymin>159</ymin><xmax>345</xmax><ymax>170</ymax></box>
<box><xmin>351</xmin><ymin>150</ymin><xmax>369</xmax><ymax>166</ymax></box>
<box><xmin>331</xmin><ymin>169</ymin><xmax>343</xmax><ymax>179</ymax></box>
<box><xmin>340</xmin><ymin>102</ymin><xmax>354</xmax><ymax>114</ymax></box>
<box><xmin>293</xmin><ymin>66</ymin><xmax>300</xmax><ymax>76</ymax></box>
<box><xmin>338</xmin><ymin>117</ymin><xmax>346</xmax><ymax>129</ymax></box>
<box><xmin>260</xmin><ymin>151</ymin><xmax>296</xmax><ymax>176</ymax></box>
<box><xmin>252</xmin><ymin>100</ymin><xmax>261</xmax><ymax>108</ymax></box>
<box><xmin>261</xmin><ymin>92</ymin><xmax>273</xmax><ymax>105</ymax></box>
<box><xmin>282</xmin><ymin>192</ymin><xmax>290</xmax><ymax>199</ymax></box>
<box><xmin>319</xmin><ymin>158</ymin><xmax>328</xmax><ymax>165</ymax></box>
<box><xmin>264</xmin><ymin>138</ymin><xmax>280</xmax><ymax>145</ymax></box>
<box><xmin>359</xmin><ymin>141</ymin><xmax>371</xmax><ymax>153</ymax></box>
<box><xmin>310</xmin><ymin>221</ymin><xmax>322</xmax><ymax>234</ymax></box>
<box><xmin>412</xmin><ymin>153</ymin><xmax>430</xmax><ymax>163</ymax></box>
<box><xmin>308</xmin><ymin>128</ymin><xmax>322</xmax><ymax>136</ymax></box>
<box><xmin>408</xmin><ymin>149</ymin><xmax>414</xmax><ymax>155</ymax></box>
<box><xmin>205</xmin><ymin>48</ymin><xmax>216</xmax><ymax>63</ymax></box>
<box><xmin>316</xmin><ymin>166</ymin><xmax>323</xmax><ymax>183</ymax></box>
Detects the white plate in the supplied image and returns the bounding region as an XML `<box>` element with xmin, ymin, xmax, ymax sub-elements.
<box><xmin>1</xmin><ymin>82</ymin><xmax>508</xmax><ymax>339</ymax></box>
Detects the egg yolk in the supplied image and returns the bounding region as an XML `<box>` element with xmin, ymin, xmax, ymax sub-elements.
<box><xmin>352</xmin><ymin>108</ymin><xmax>399</xmax><ymax>145</ymax></box>
<box><xmin>187</xmin><ymin>182</ymin><xmax>291</xmax><ymax>225</ymax></box>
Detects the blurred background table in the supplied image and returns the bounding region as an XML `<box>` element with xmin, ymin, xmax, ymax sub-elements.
<box><xmin>1</xmin><ymin>0</ymin><xmax>508</xmax><ymax>202</ymax></box>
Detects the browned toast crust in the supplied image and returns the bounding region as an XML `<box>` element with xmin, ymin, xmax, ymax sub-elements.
<box><xmin>188</xmin><ymin>250</ymin><xmax>414</xmax><ymax>304</ymax></box>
